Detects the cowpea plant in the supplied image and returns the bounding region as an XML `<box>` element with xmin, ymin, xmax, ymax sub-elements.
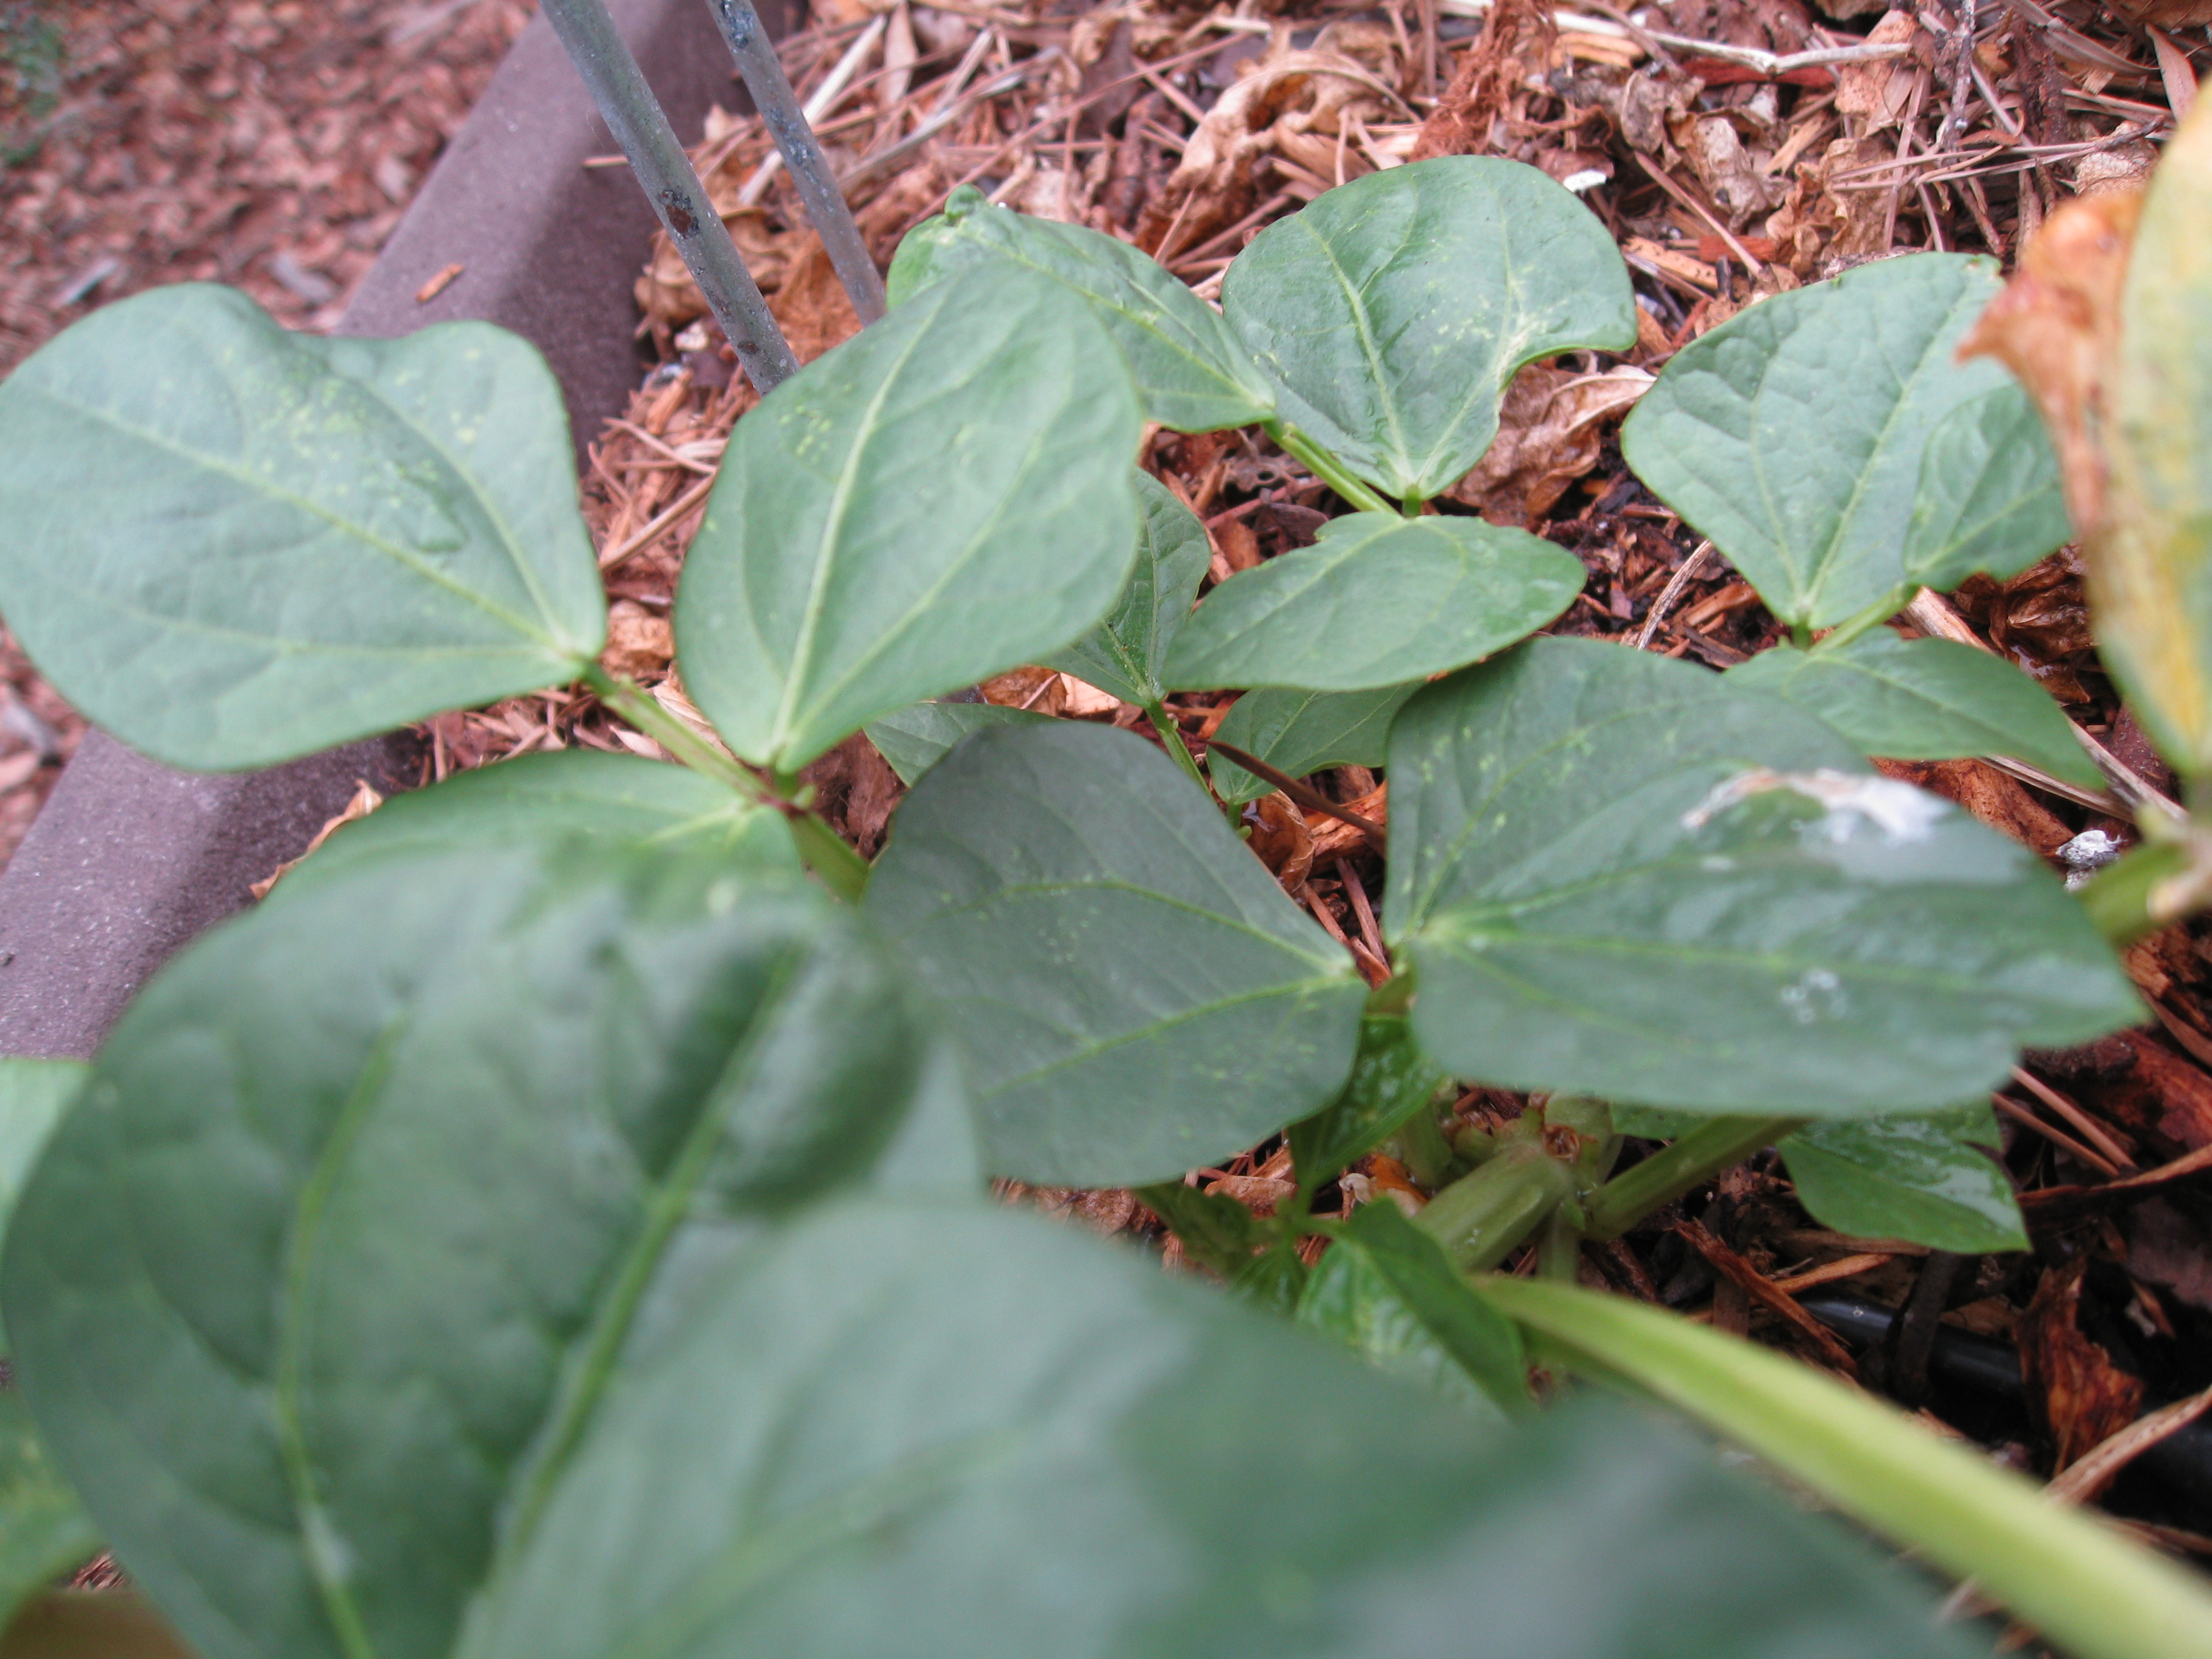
<box><xmin>0</xmin><ymin>147</ymin><xmax>2205</xmax><ymax>1659</ymax></box>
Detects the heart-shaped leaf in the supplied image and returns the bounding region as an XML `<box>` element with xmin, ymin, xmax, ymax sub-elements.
<box><xmin>0</xmin><ymin>285</ymin><xmax>606</xmax><ymax>770</ymax></box>
<box><xmin>864</xmin><ymin>720</ymin><xmax>1365</xmax><ymax>1186</ymax></box>
<box><xmin>4</xmin><ymin>843</ymin><xmax>966</xmax><ymax>1659</ymax></box>
<box><xmin>861</xmin><ymin>700</ymin><xmax>1052</xmax><ymax>786</ymax></box>
<box><xmin>1622</xmin><ymin>254</ymin><xmax>2018</xmax><ymax>630</ymax></box>
<box><xmin>1297</xmin><ymin>1199</ymin><xmax>1530</xmax><ymax>1418</ymax></box>
<box><xmin>1209</xmin><ymin>682</ymin><xmax>1419</xmax><ymax>806</ymax></box>
<box><xmin>891</xmin><ymin>188</ymin><xmax>1278</xmax><ymax>433</ymax></box>
<box><xmin>470</xmin><ymin>1202</ymin><xmax>1978</xmax><ymax>1659</ymax></box>
<box><xmin>1728</xmin><ymin>633</ymin><xmax>2103</xmax><ymax>788</ymax></box>
<box><xmin>1162</xmin><ymin>512</ymin><xmax>1583</xmax><ymax>693</ymax></box>
<box><xmin>1042</xmin><ymin>472</ymin><xmax>1211</xmax><ymax>707</ymax></box>
<box><xmin>1902</xmin><ymin>384</ymin><xmax>2072</xmax><ymax>590</ymax></box>
<box><xmin>1387</xmin><ymin>638</ymin><xmax>2137</xmax><ymax>1115</ymax></box>
<box><xmin>676</xmin><ymin>268</ymin><xmax>1143</xmax><ymax>773</ymax></box>
<box><xmin>272</xmin><ymin>750</ymin><xmax>796</xmax><ymax>901</ymax></box>
<box><xmin>0</xmin><ymin>1389</ymin><xmax>101</xmax><ymax>1637</ymax></box>
<box><xmin>1223</xmin><ymin>159</ymin><xmax>1635</xmax><ymax>504</ymax></box>
<box><xmin>1782</xmin><ymin>1105</ymin><xmax>2027</xmax><ymax>1253</ymax></box>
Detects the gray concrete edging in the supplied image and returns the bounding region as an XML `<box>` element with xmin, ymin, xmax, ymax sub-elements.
<box><xmin>0</xmin><ymin>0</ymin><xmax>767</xmax><ymax>1058</ymax></box>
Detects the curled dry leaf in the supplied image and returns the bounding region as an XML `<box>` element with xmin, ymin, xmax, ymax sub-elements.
<box><xmin>2019</xmin><ymin>1259</ymin><xmax>2148</xmax><ymax>1472</ymax></box>
<box><xmin>1763</xmin><ymin>136</ymin><xmax>1900</xmax><ymax>278</ymax></box>
<box><xmin>1831</xmin><ymin>12</ymin><xmax>1925</xmax><ymax>129</ymax></box>
<box><xmin>1957</xmin><ymin>188</ymin><xmax>2142</xmax><ymax>536</ymax></box>
<box><xmin>599</xmin><ymin>598</ymin><xmax>674</xmax><ymax>681</ymax></box>
<box><xmin>1448</xmin><ymin>365</ymin><xmax>1653</xmax><ymax>525</ymax></box>
<box><xmin>1243</xmin><ymin>790</ymin><xmax>1315</xmax><ymax>894</ymax></box>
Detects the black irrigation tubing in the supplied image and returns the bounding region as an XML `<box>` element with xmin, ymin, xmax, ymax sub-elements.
<box><xmin>541</xmin><ymin>0</ymin><xmax>801</xmax><ymax>393</ymax></box>
<box><xmin>706</xmin><ymin>0</ymin><xmax>888</xmax><ymax>325</ymax></box>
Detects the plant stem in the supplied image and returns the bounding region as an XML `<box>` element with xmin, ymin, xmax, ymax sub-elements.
<box><xmin>1476</xmin><ymin>1277</ymin><xmax>2212</xmax><ymax>1659</ymax></box>
<box><xmin>1144</xmin><ymin>700</ymin><xmax>1212</xmax><ymax>797</ymax></box>
<box><xmin>1414</xmin><ymin>1132</ymin><xmax>1576</xmax><ymax>1271</ymax></box>
<box><xmin>1266</xmin><ymin>421</ymin><xmax>1397</xmax><ymax>517</ymax></box>
<box><xmin>1580</xmin><ymin>1115</ymin><xmax>1804</xmax><ymax>1241</ymax></box>
<box><xmin>1811</xmin><ymin>584</ymin><xmax>1913</xmax><ymax>652</ymax></box>
<box><xmin>539</xmin><ymin>0</ymin><xmax>799</xmax><ymax>392</ymax></box>
<box><xmin>703</xmin><ymin>0</ymin><xmax>886</xmax><ymax>323</ymax></box>
<box><xmin>584</xmin><ymin>665</ymin><xmax>764</xmax><ymax>798</ymax></box>
<box><xmin>2078</xmin><ymin>839</ymin><xmax>2192</xmax><ymax>945</ymax></box>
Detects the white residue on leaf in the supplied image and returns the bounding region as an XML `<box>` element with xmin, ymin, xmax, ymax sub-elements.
<box><xmin>1681</xmin><ymin>766</ymin><xmax>1946</xmax><ymax>844</ymax></box>
<box><xmin>1779</xmin><ymin>966</ymin><xmax>1846</xmax><ymax>1025</ymax></box>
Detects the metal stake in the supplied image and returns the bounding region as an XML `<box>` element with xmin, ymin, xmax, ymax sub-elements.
<box><xmin>541</xmin><ymin>0</ymin><xmax>800</xmax><ymax>392</ymax></box>
<box><xmin>708</xmin><ymin>0</ymin><xmax>888</xmax><ymax>323</ymax></box>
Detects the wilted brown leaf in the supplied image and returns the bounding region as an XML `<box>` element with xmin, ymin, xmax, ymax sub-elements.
<box><xmin>1244</xmin><ymin>791</ymin><xmax>1315</xmax><ymax>893</ymax></box>
<box><xmin>2020</xmin><ymin>1259</ymin><xmax>2147</xmax><ymax>1471</ymax></box>
<box><xmin>1448</xmin><ymin>365</ymin><xmax>1653</xmax><ymax>524</ymax></box>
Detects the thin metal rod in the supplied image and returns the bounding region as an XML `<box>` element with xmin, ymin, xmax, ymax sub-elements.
<box><xmin>541</xmin><ymin>0</ymin><xmax>799</xmax><ymax>392</ymax></box>
<box><xmin>707</xmin><ymin>0</ymin><xmax>888</xmax><ymax>323</ymax></box>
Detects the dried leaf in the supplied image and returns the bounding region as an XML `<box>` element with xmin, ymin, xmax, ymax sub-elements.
<box><xmin>1244</xmin><ymin>790</ymin><xmax>1315</xmax><ymax>893</ymax></box>
<box><xmin>2020</xmin><ymin>1259</ymin><xmax>2146</xmax><ymax>1471</ymax></box>
<box><xmin>1447</xmin><ymin>365</ymin><xmax>1652</xmax><ymax>524</ymax></box>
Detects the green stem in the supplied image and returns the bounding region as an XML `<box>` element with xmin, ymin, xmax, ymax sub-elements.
<box><xmin>1536</xmin><ymin>1207</ymin><xmax>1582</xmax><ymax>1282</ymax></box>
<box><xmin>585</xmin><ymin>666</ymin><xmax>868</xmax><ymax>901</ymax></box>
<box><xmin>1144</xmin><ymin>700</ymin><xmax>1212</xmax><ymax>798</ymax></box>
<box><xmin>1810</xmin><ymin>584</ymin><xmax>1913</xmax><ymax>653</ymax></box>
<box><xmin>2077</xmin><ymin>840</ymin><xmax>2190</xmax><ymax>946</ymax></box>
<box><xmin>584</xmin><ymin>666</ymin><xmax>764</xmax><ymax>800</ymax></box>
<box><xmin>1266</xmin><ymin>421</ymin><xmax>1397</xmax><ymax>518</ymax></box>
<box><xmin>1581</xmin><ymin>1115</ymin><xmax>1804</xmax><ymax>1242</ymax></box>
<box><xmin>1476</xmin><ymin>1277</ymin><xmax>2212</xmax><ymax>1659</ymax></box>
<box><xmin>1414</xmin><ymin>1132</ymin><xmax>1576</xmax><ymax>1271</ymax></box>
<box><xmin>1391</xmin><ymin>1096</ymin><xmax>1454</xmax><ymax>1191</ymax></box>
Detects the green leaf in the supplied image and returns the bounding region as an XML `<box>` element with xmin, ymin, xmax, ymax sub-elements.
<box><xmin>1782</xmin><ymin>1105</ymin><xmax>2028</xmax><ymax>1253</ymax></box>
<box><xmin>861</xmin><ymin>701</ymin><xmax>1052</xmax><ymax>787</ymax></box>
<box><xmin>2095</xmin><ymin>98</ymin><xmax>2212</xmax><ymax>775</ymax></box>
<box><xmin>468</xmin><ymin>1201</ymin><xmax>1981</xmax><ymax>1659</ymax></box>
<box><xmin>1298</xmin><ymin>1200</ymin><xmax>1531</xmax><ymax>1418</ymax></box>
<box><xmin>1288</xmin><ymin>1015</ymin><xmax>1445</xmax><ymax>1200</ymax></box>
<box><xmin>4</xmin><ymin>842</ymin><xmax>964</xmax><ymax>1659</ymax></box>
<box><xmin>1387</xmin><ymin>638</ymin><xmax>2139</xmax><ymax>1116</ymax></box>
<box><xmin>1622</xmin><ymin>253</ymin><xmax>2017</xmax><ymax>630</ymax></box>
<box><xmin>270</xmin><ymin>750</ymin><xmax>797</xmax><ymax>901</ymax></box>
<box><xmin>898</xmin><ymin>187</ymin><xmax>1278</xmax><ymax>433</ymax></box>
<box><xmin>1729</xmin><ymin>633</ymin><xmax>2104</xmax><ymax>788</ymax></box>
<box><xmin>0</xmin><ymin>1392</ymin><xmax>99</xmax><ymax>1637</ymax></box>
<box><xmin>0</xmin><ymin>1060</ymin><xmax>85</xmax><ymax>1354</ymax></box>
<box><xmin>865</xmin><ymin>720</ymin><xmax>1366</xmax><ymax>1186</ymax></box>
<box><xmin>1042</xmin><ymin>473</ymin><xmax>1211</xmax><ymax>706</ymax></box>
<box><xmin>0</xmin><ymin>285</ymin><xmax>606</xmax><ymax>771</ymax></box>
<box><xmin>1208</xmin><ymin>683</ymin><xmax>1418</xmax><ymax>806</ymax></box>
<box><xmin>1132</xmin><ymin>1180</ymin><xmax>1273</xmax><ymax>1279</ymax></box>
<box><xmin>675</xmin><ymin>267</ymin><xmax>1143</xmax><ymax>773</ymax></box>
<box><xmin>1162</xmin><ymin>512</ymin><xmax>1584</xmax><ymax>693</ymax></box>
<box><xmin>1902</xmin><ymin>384</ymin><xmax>2073</xmax><ymax>590</ymax></box>
<box><xmin>1223</xmin><ymin>158</ymin><xmax>1635</xmax><ymax>504</ymax></box>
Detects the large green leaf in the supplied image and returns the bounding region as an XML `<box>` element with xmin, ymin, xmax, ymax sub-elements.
<box><xmin>1622</xmin><ymin>254</ymin><xmax>2017</xmax><ymax>630</ymax></box>
<box><xmin>1162</xmin><ymin>512</ymin><xmax>1582</xmax><ymax>693</ymax></box>
<box><xmin>2097</xmin><ymin>96</ymin><xmax>2212</xmax><ymax>773</ymax></box>
<box><xmin>1902</xmin><ymin>385</ymin><xmax>2072</xmax><ymax>591</ymax></box>
<box><xmin>1042</xmin><ymin>473</ymin><xmax>1212</xmax><ymax>707</ymax></box>
<box><xmin>675</xmin><ymin>268</ymin><xmax>1143</xmax><ymax>773</ymax></box>
<box><xmin>0</xmin><ymin>1392</ymin><xmax>99</xmax><ymax>1637</ymax></box>
<box><xmin>0</xmin><ymin>285</ymin><xmax>605</xmax><ymax>771</ymax></box>
<box><xmin>1386</xmin><ymin>638</ymin><xmax>2137</xmax><ymax>1115</ymax></box>
<box><xmin>1728</xmin><ymin>633</ymin><xmax>2103</xmax><ymax>788</ymax></box>
<box><xmin>3</xmin><ymin>842</ymin><xmax>968</xmax><ymax>1659</ymax></box>
<box><xmin>1223</xmin><ymin>159</ymin><xmax>1635</xmax><ymax>504</ymax></box>
<box><xmin>272</xmin><ymin>750</ymin><xmax>796</xmax><ymax>901</ymax></box>
<box><xmin>864</xmin><ymin>720</ymin><xmax>1366</xmax><ymax>1186</ymax></box>
<box><xmin>1208</xmin><ymin>683</ymin><xmax>1418</xmax><ymax>807</ymax></box>
<box><xmin>0</xmin><ymin>1061</ymin><xmax>85</xmax><ymax>1355</ymax></box>
<box><xmin>1782</xmin><ymin>1105</ymin><xmax>2028</xmax><ymax>1253</ymax></box>
<box><xmin>890</xmin><ymin>188</ymin><xmax>1277</xmax><ymax>433</ymax></box>
<box><xmin>861</xmin><ymin>701</ymin><xmax>1052</xmax><ymax>787</ymax></box>
<box><xmin>1297</xmin><ymin>1200</ymin><xmax>1530</xmax><ymax>1418</ymax></box>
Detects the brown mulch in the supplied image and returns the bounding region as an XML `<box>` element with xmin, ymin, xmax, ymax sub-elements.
<box><xmin>0</xmin><ymin>0</ymin><xmax>534</xmax><ymax>867</ymax></box>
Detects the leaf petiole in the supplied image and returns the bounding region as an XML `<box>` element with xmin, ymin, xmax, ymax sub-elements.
<box><xmin>1265</xmin><ymin>420</ymin><xmax>1398</xmax><ymax>518</ymax></box>
<box><xmin>1810</xmin><ymin>584</ymin><xmax>1915</xmax><ymax>653</ymax></box>
<box><xmin>1580</xmin><ymin>1115</ymin><xmax>1806</xmax><ymax>1241</ymax></box>
<box><xmin>1143</xmin><ymin>699</ymin><xmax>1213</xmax><ymax>798</ymax></box>
<box><xmin>1477</xmin><ymin>1277</ymin><xmax>2212</xmax><ymax>1659</ymax></box>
